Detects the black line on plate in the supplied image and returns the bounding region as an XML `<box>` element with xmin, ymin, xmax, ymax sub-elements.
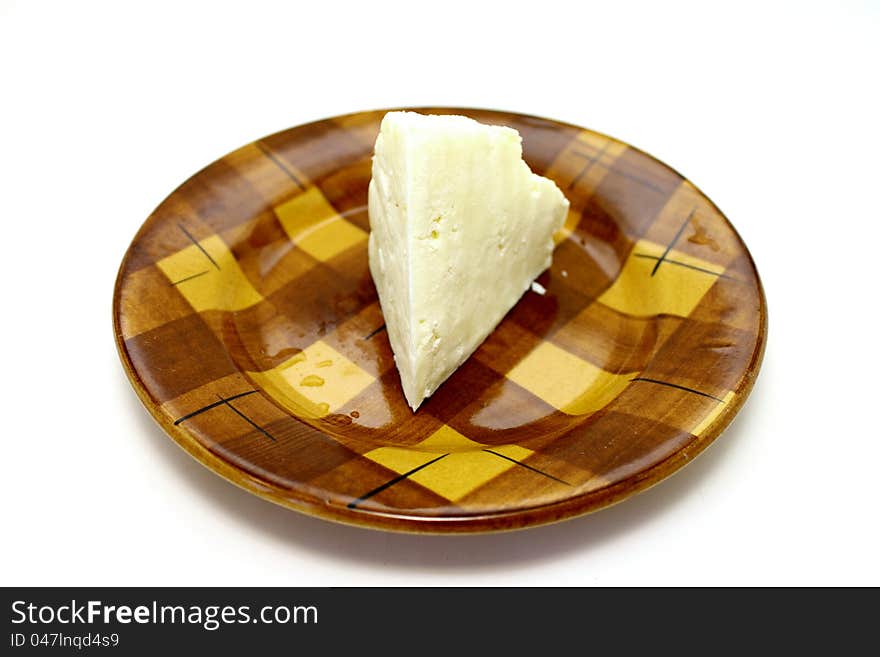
<box><xmin>605</xmin><ymin>165</ymin><xmax>668</xmax><ymax>195</ymax></box>
<box><xmin>177</xmin><ymin>223</ymin><xmax>220</xmax><ymax>270</ymax></box>
<box><xmin>169</xmin><ymin>270</ymin><xmax>210</xmax><ymax>286</ymax></box>
<box><xmin>633</xmin><ymin>253</ymin><xmax>734</xmax><ymax>279</ymax></box>
<box><xmin>173</xmin><ymin>390</ymin><xmax>258</xmax><ymax>426</ymax></box>
<box><xmin>347</xmin><ymin>454</ymin><xmax>449</xmax><ymax>509</ymax></box>
<box><xmin>482</xmin><ymin>450</ymin><xmax>572</xmax><ymax>486</ymax></box>
<box><xmin>363</xmin><ymin>324</ymin><xmax>387</xmax><ymax>340</ymax></box>
<box><xmin>630</xmin><ymin>377</ymin><xmax>724</xmax><ymax>402</ymax></box>
<box><xmin>255</xmin><ymin>140</ymin><xmax>304</xmax><ymax>189</ymax></box>
<box><xmin>651</xmin><ymin>207</ymin><xmax>695</xmax><ymax>276</ymax></box>
<box><xmin>570</xmin><ymin>147</ymin><xmax>667</xmax><ymax>195</ymax></box>
<box><xmin>567</xmin><ymin>142</ymin><xmax>610</xmax><ymax>191</ymax></box>
<box><xmin>218</xmin><ymin>394</ymin><xmax>276</xmax><ymax>442</ymax></box>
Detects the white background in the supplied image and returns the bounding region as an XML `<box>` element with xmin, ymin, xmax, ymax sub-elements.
<box><xmin>2</xmin><ymin>0</ymin><xmax>878</xmax><ymax>586</ymax></box>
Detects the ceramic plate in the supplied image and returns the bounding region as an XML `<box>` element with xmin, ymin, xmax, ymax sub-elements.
<box><xmin>113</xmin><ymin>107</ymin><xmax>766</xmax><ymax>533</ymax></box>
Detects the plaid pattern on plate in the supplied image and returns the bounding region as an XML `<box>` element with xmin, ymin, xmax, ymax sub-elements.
<box><xmin>113</xmin><ymin>108</ymin><xmax>766</xmax><ymax>532</ymax></box>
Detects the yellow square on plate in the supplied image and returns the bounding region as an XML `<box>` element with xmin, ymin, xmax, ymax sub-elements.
<box><xmin>248</xmin><ymin>340</ymin><xmax>374</xmax><ymax>419</ymax></box>
<box><xmin>363</xmin><ymin>425</ymin><xmax>534</xmax><ymax>502</ymax></box>
<box><xmin>598</xmin><ymin>239</ymin><xmax>725</xmax><ymax>318</ymax></box>
<box><xmin>274</xmin><ymin>187</ymin><xmax>367</xmax><ymax>262</ymax></box>
<box><xmin>156</xmin><ymin>234</ymin><xmax>263</xmax><ymax>312</ymax></box>
<box><xmin>506</xmin><ymin>341</ymin><xmax>630</xmax><ymax>416</ymax></box>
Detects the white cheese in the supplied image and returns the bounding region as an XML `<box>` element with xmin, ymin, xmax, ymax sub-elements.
<box><xmin>367</xmin><ymin>111</ymin><xmax>569</xmax><ymax>410</ymax></box>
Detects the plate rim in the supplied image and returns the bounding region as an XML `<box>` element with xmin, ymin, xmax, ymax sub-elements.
<box><xmin>112</xmin><ymin>106</ymin><xmax>768</xmax><ymax>534</ymax></box>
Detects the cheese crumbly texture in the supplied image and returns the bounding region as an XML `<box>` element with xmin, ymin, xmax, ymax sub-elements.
<box><xmin>368</xmin><ymin>111</ymin><xmax>569</xmax><ymax>410</ymax></box>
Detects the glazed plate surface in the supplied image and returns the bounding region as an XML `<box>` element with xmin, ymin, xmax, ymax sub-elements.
<box><xmin>113</xmin><ymin>107</ymin><xmax>766</xmax><ymax>532</ymax></box>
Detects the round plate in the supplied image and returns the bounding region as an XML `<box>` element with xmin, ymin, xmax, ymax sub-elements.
<box><xmin>114</xmin><ymin>107</ymin><xmax>766</xmax><ymax>533</ymax></box>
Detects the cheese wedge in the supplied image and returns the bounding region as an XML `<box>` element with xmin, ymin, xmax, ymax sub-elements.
<box><xmin>367</xmin><ymin>111</ymin><xmax>569</xmax><ymax>410</ymax></box>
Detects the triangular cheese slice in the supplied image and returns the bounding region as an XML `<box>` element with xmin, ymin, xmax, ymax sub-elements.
<box><xmin>367</xmin><ymin>111</ymin><xmax>570</xmax><ymax>410</ymax></box>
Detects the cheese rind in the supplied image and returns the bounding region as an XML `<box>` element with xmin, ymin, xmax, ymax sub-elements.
<box><xmin>368</xmin><ymin>111</ymin><xmax>569</xmax><ymax>410</ymax></box>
